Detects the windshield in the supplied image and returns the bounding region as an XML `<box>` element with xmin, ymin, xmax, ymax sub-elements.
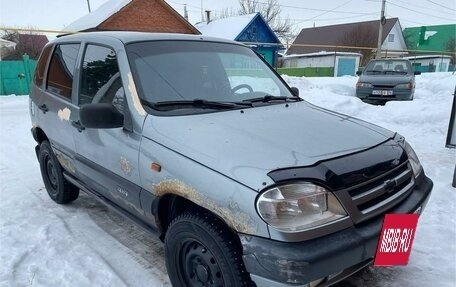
<box><xmin>126</xmin><ymin>41</ymin><xmax>294</xmax><ymax>114</ymax></box>
<box><xmin>364</xmin><ymin>60</ymin><xmax>412</xmax><ymax>75</ymax></box>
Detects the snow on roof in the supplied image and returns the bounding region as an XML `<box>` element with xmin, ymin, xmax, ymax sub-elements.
<box><xmin>0</xmin><ymin>38</ymin><xmax>16</xmax><ymax>48</ymax></box>
<box><xmin>284</xmin><ymin>51</ymin><xmax>362</xmax><ymax>58</ymax></box>
<box><xmin>65</xmin><ymin>0</ymin><xmax>133</xmax><ymax>32</ymax></box>
<box><xmin>194</xmin><ymin>13</ymin><xmax>257</xmax><ymax>40</ymax></box>
<box><xmin>403</xmin><ymin>55</ymin><xmax>452</xmax><ymax>60</ymax></box>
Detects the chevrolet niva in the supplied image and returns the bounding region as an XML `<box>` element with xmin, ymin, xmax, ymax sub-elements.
<box><xmin>30</xmin><ymin>32</ymin><xmax>433</xmax><ymax>287</ymax></box>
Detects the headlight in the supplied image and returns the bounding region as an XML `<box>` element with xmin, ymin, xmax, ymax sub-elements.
<box><xmin>256</xmin><ymin>183</ymin><xmax>347</xmax><ymax>232</ymax></box>
<box><xmin>404</xmin><ymin>141</ymin><xmax>422</xmax><ymax>177</ymax></box>
<box><xmin>356</xmin><ymin>82</ymin><xmax>373</xmax><ymax>88</ymax></box>
<box><xmin>396</xmin><ymin>82</ymin><xmax>413</xmax><ymax>89</ymax></box>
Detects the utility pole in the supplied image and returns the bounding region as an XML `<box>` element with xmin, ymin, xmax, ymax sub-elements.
<box><xmin>86</xmin><ymin>0</ymin><xmax>92</xmax><ymax>13</ymax></box>
<box><xmin>376</xmin><ymin>0</ymin><xmax>386</xmax><ymax>59</ymax></box>
<box><xmin>184</xmin><ymin>4</ymin><xmax>188</xmax><ymax>21</ymax></box>
<box><xmin>201</xmin><ymin>0</ymin><xmax>204</xmax><ymax>22</ymax></box>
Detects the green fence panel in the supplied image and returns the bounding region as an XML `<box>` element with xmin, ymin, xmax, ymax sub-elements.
<box><xmin>0</xmin><ymin>55</ymin><xmax>37</xmax><ymax>95</ymax></box>
<box><xmin>276</xmin><ymin>67</ymin><xmax>334</xmax><ymax>77</ymax></box>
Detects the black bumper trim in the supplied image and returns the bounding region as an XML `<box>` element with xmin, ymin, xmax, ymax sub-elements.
<box><xmin>241</xmin><ymin>175</ymin><xmax>433</xmax><ymax>285</ymax></box>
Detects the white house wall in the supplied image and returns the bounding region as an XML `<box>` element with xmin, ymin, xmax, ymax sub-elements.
<box><xmin>382</xmin><ymin>21</ymin><xmax>407</xmax><ymax>53</ymax></box>
<box><xmin>283</xmin><ymin>55</ymin><xmax>335</xmax><ymax>68</ymax></box>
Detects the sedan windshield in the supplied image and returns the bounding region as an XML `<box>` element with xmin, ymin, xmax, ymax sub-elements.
<box><xmin>126</xmin><ymin>41</ymin><xmax>295</xmax><ymax>114</ymax></box>
<box><xmin>364</xmin><ymin>60</ymin><xmax>412</xmax><ymax>75</ymax></box>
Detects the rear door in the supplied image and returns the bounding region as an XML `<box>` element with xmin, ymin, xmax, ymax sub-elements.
<box><xmin>71</xmin><ymin>43</ymin><xmax>143</xmax><ymax>217</ymax></box>
<box><xmin>31</xmin><ymin>43</ymin><xmax>81</xmax><ymax>174</ymax></box>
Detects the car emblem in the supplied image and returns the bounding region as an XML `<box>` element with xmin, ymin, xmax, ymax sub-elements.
<box><xmin>384</xmin><ymin>179</ymin><xmax>397</xmax><ymax>193</ymax></box>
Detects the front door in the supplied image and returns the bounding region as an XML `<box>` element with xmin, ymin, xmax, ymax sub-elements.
<box><xmin>72</xmin><ymin>44</ymin><xmax>143</xmax><ymax>217</ymax></box>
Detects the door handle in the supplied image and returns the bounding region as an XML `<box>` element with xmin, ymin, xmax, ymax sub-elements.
<box><xmin>71</xmin><ymin>120</ymin><xmax>85</xmax><ymax>132</ymax></box>
<box><xmin>38</xmin><ymin>104</ymin><xmax>48</xmax><ymax>114</ymax></box>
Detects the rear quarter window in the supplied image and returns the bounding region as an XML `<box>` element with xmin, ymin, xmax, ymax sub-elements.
<box><xmin>33</xmin><ymin>45</ymin><xmax>53</xmax><ymax>88</ymax></box>
<box><xmin>46</xmin><ymin>43</ymin><xmax>81</xmax><ymax>100</ymax></box>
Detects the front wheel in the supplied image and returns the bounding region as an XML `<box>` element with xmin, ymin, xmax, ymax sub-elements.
<box><xmin>38</xmin><ymin>141</ymin><xmax>79</xmax><ymax>204</ymax></box>
<box><xmin>165</xmin><ymin>212</ymin><xmax>253</xmax><ymax>287</ymax></box>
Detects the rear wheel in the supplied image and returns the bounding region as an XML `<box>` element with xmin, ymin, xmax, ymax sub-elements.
<box><xmin>38</xmin><ymin>141</ymin><xmax>79</xmax><ymax>204</ymax></box>
<box><xmin>165</xmin><ymin>212</ymin><xmax>253</xmax><ymax>287</ymax></box>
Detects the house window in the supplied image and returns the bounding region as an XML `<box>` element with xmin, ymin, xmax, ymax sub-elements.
<box><xmin>388</xmin><ymin>34</ymin><xmax>394</xmax><ymax>42</ymax></box>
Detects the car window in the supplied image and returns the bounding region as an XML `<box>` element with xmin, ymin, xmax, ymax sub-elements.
<box><xmin>219</xmin><ymin>53</ymin><xmax>282</xmax><ymax>96</ymax></box>
<box><xmin>46</xmin><ymin>44</ymin><xmax>81</xmax><ymax>99</ymax></box>
<box><xmin>127</xmin><ymin>41</ymin><xmax>292</xmax><ymax>106</ymax></box>
<box><xmin>79</xmin><ymin>44</ymin><xmax>124</xmax><ymax>113</ymax></box>
<box><xmin>365</xmin><ymin>61</ymin><xmax>411</xmax><ymax>75</ymax></box>
<box><xmin>34</xmin><ymin>45</ymin><xmax>53</xmax><ymax>88</ymax></box>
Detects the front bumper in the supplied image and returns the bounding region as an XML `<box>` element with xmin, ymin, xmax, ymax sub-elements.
<box><xmin>356</xmin><ymin>88</ymin><xmax>413</xmax><ymax>101</ymax></box>
<box><xmin>241</xmin><ymin>173</ymin><xmax>433</xmax><ymax>286</ymax></box>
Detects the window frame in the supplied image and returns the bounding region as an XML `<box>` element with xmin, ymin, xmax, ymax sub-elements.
<box><xmin>45</xmin><ymin>42</ymin><xmax>82</xmax><ymax>102</ymax></box>
<box><xmin>388</xmin><ymin>34</ymin><xmax>395</xmax><ymax>43</ymax></box>
<box><xmin>34</xmin><ymin>44</ymin><xmax>53</xmax><ymax>89</ymax></box>
<box><xmin>77</xmin><ymin>42</ymin><xmax>121</xmax><ymax>107</ymax></box>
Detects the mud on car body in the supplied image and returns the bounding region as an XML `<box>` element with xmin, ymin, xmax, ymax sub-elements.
<box><xmin>30</xmin><ymin>32</ymin><xmax>432</xmax><ymax>287</ymax></box>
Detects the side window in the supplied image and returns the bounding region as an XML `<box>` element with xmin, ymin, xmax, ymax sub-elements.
<box><xmin>34</xmin><ymin>45</ymin><xmax>53</xmax><ymax>87</ymax></box>
<box><xmin>46</xmin><ymin>44</ymin><xmax>80</xmax><ymax>99</ymax></box>
<box><xmin>79</xmin><ymin>45</ymin><xmax>124</xmax><ymax>113</ymax></box>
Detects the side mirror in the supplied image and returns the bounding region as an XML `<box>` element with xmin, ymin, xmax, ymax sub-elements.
<box><xmin>80</xmin><ymin>103</ymin><xmax>123</xmax><ymax>129</ymax></box>
<box><xmin>356</xmin><ymin>70</ymin><xmax>362</xmax><ymax>76</ymax></box>
<box><xmin>414</xmin><ymin>71</ymin><xmax>421</xmax><ymax>75</ymax></box>
<box><xmin>291</xmin><ymin>87</ymin><xmax>299</xmax><ymax>97</ymax></box>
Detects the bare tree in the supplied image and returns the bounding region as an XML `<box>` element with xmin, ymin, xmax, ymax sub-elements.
<box><xmin>238</xmin><ymin>0</ymin><xmax>293</xmax><ymax>39</ymax></box>
<box><xmin>1</xmin><ymin>28</ymin><xmax>48</xmax><ymax>60</ymax></box>
<box><xmin>214</xmin><ymin>7</ymin><xmax>239</xmax><ymax>19</ymax></box>
<box><xmin>340</xmin><ymin>25</ymin><xmax>378</xmax><ymax>66</ymax></box>
<box><xmin>445</xmin><ymin>37</ymin><xmax>456</xmax><ymax>65</ymax></box>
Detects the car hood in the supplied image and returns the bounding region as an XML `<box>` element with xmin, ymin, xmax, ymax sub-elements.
<box><xmin>359</xmin><ymin>74</ymin><xmax>413</xmax><ymax>85</ymax></box>
<box><xmin>142</xmin><ymin>101</ymin><xmax>394</xmax><ymax>190</ymax></box>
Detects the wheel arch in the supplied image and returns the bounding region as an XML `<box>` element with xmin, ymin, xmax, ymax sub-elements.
<box><xmin>156</xmin><ymin>193</ymin><xmax>238</xmax><ymax>241</ymax></box>
<box><xmin>32</xmin><ymin>127</ymin><xmax>49</xmax><ymax>144</ymax></box>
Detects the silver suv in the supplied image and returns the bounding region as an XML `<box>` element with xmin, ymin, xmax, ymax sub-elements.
<box><xmin>30</xmin><ymin>32</ymin><xmax>433</xmax><ymax>287</ymax></box>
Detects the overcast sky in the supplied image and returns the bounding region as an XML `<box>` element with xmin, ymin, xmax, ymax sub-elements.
<box><xmin>0</xmin><ymin>0</ymin><xmax>455</xmax><ymax>36</ymax></box>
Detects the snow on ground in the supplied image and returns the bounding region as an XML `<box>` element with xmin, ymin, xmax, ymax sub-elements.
<box><xmin>0</xmin><ymin>72</ymin><xmax>455</xmax><ymax>287</ymax></box>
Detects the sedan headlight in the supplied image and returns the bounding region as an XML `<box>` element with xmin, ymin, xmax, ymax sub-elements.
<box><xmin>257</xmin><ymin>183</ymin><xmax>347</xmax><ymax>232</ymax></box>
<box><xmin>356</xmin><ymin>82</ymin><xmax>373</xmax><ymax>88</ymax></box>
<box><xmin>404</xmin><ymin>141</ymin><xmax>422</xmax><ymax>177</ymax></box>
<box><xmin>396</xmin><ymin>82</ymin><xmax>413</xmax><ymax>89</ymax></box>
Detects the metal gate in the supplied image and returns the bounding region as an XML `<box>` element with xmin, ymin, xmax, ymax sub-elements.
<box><xmin>337</xmin><ymin>57</ymin><xmax>356</xmax><ymax>77</ymax></box>
<box><xmin>0</xmin><ymin>54</ymin><xmax>37</xmax><ymax>95</ymax></box>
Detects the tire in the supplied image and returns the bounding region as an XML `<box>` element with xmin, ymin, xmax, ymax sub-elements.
<box><xmin>165</xmin><ymin>212</ymin><xmax>254</xmax><ymax>287</ymax></box>
<box><xmin>38</xmin><ymin>141</ymin><xmax>79</xmax><ymax>204</ymax></box>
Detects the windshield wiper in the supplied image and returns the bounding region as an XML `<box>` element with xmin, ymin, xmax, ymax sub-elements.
<box><xmin>242</xmin><ymin>95</ymin><xmax>300</xmax><ymax>103</ymax></box>
<box><xmin>366</xmin><ymin>70</ymin><xmax>383</xmax><ymax>74</ymax></box>
<box><xmin>143</xmin><ymin>99</ymin><xmax>251</xmax><ymax>111</ymax></box>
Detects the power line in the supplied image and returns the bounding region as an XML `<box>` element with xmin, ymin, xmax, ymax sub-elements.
<box><xmin>253</xmin><ymin>0</ymin><xmax>376</xmax><ymax>15</ymax></box>
<box><xmin>167</xmin><ymin>1</ymin><xmax>200</xmax><ymax>10</ymax></box>
<box><xmin>424</xmin><ymin>0</ymin><xmax>456</xmax><ymax>11</ymax></box>
<box><xmin>386</xmin><ymin>13</ymin><xmax>428</xmax><ymax>26</ymax></box>
<box><xmin>287</xmin><ymin>13</ymin><xmax>377</xmax><ymax>22</ymax></box>
<box><xmin>294</xmin><ymin>0</ymin><xmax>355</xmax><ymax>24</ymax></box>
<box><xmin>386</xmin><ymin>1</ymin><xmax>455</xmax><ymax>21</ymax></box>
<box><xmin>391</xmin><ymin>0</ymin><xmax>454</xmax><ymax>16</ymax></box>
